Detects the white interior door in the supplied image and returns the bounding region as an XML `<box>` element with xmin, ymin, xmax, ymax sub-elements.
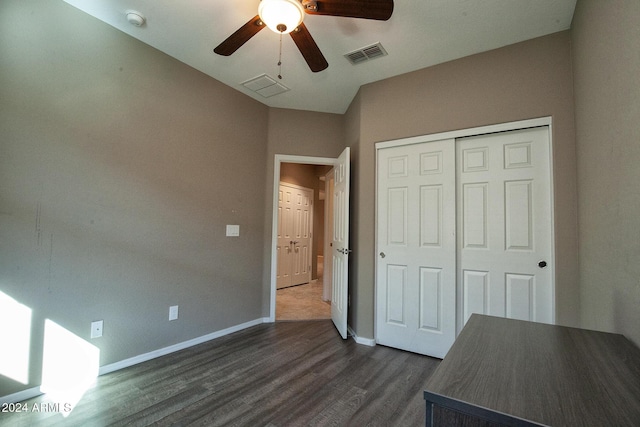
<box><xmin>276</xmin><ymin>186</ymin><xmax>293</xmax><ymax>289</ymax></box>
<box><xmin>277</xmin><ymin>183</ymin><xmax>313</xmax><ymax>289</ymax></box>
<box><xmin>457</xmin><ymin>127</ymin><xmax>553</xmax><ymax>327</ymax></box>
<box><xmin>376</xmin><ymin>139</ymin><xmax>457</xmax><ymax>358</ymax></box>
<box><xmin>323</xmin><ymin>171</ymin><xmax>334</xmax><ymax>302</ymax></box>
<box><xmin>331</xmin><ymin>147</ymin><xmax>350</xmax><ymax>339</ymax></box>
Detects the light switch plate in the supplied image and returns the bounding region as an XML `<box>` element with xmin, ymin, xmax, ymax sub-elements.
<box><xmin>169</xmin><ymin>305</ymin><xmax>179</xmax><ymax>321</ymax></box>
<box><xmin>226</xmin><ymin>225</ymin><xmax>240</xmax><ymax>237</ymax></box>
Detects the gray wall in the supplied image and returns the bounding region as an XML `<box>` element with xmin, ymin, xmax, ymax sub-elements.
<box><xmin>346</xmin><ymin>31</ymin><xmax>578</xmax><ymax>339</ymax></box>
<box><xmin>572</xmin><ymin>0</ymin><xmax>640</xmax><ymax>346</ymax></box>
<box><xmin>1</xmin><ymin>0</ymin><xmax>268</xmax><ymax>397</ymax></box>
<box><xmin>261</xmin><ymin>108</ymin><xmax>345</xmax><ymax>316</ymax></box>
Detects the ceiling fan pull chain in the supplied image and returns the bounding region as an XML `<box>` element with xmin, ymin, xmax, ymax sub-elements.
<box><xmin>277</xmin><ymin>32</ymin><xmax>283</xmax><ymax>79</ymax></box>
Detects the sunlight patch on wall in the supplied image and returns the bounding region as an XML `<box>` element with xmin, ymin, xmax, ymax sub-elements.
<box><xmin>41</xmin><ymin>319</ymin><xmax>100</xmax><ymax>415</ymax></box>
<box><xmin>0</xmin><ymin>291</ymin><xmax>32</xmax><ymax>384</ymax></box>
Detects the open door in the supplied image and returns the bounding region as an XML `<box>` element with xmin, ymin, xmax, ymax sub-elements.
<box><xmin>331</xmin><ymin>147</ymin><xmax>350</xmax><ymax>339</ymax></box>
<box><xmin>322</xmin><ymin>170</ymin><xmax>334</xmax><ymax>302</ymax></box>
<box><xmin>270</xmin><ymin>149</ymin><xmax>350</xmax><ymax>335</ymax></box>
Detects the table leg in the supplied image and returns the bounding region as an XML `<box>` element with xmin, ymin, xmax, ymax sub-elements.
<box><xmin>425</xmin><ymin>400</ymin><xmax>434</xmax><ymax>427</ymax></box>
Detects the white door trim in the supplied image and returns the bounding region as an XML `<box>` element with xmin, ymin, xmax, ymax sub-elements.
<box><xmin>376</xmin><ymin>117</ymin><xmax>553</xmax><ymax>149</ymax></box>
<box><xmin>269</xmin><ymin>154</ymin><xmax>343</xmax><ymax>322</ymax></box>
<box><xmin>374</xmin><ymin>117</ymin><xmax>556</xmax><ymax>343</ymax></box>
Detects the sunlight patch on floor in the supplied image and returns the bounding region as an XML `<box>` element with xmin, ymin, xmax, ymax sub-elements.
<box><xmin>41</xmin><ymin>319</ymin><xmax>100</xmax><ymax>416</ymax></box>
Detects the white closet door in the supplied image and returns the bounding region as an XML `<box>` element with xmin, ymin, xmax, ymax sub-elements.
<box><xmin>375</xmin><ymin>125</ymin><xmax>554</xmax><ymax>358</ymax></box>
<box><xmin>376</xmin><ymin>139</ymin><xmax>457</xmax><ymax>359</ymax></box>
<box><xmin>457</xmin><ymin>127</ymin><xmax>553</xmax><ymax>327</ymax></box>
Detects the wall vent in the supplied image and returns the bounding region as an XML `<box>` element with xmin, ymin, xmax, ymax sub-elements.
<box><xmin>344</xmin><ymin>42</ymin><xmax>388</xmax><ymax>65</ymax></box>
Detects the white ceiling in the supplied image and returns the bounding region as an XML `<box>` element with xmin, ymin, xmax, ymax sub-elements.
<box><xmin>63</xmin><ymin>0</ymin><xmax>577</xmax><ymax>114</ymax></box>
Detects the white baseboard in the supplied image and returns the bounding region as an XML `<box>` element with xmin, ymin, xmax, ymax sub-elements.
<box><xmin>0</xmin><ymin>317</ymin><xmax>270</xmax><ymax>405</ymax></box>
<box><xmin>99</xmin><ymin>317</ymin><xmax>269</xmax><ymax>375</ymax></box>
<box><xmin>348</xmin><ymin>326</ymin><xmax>376</xmax><ymax>347</ymax></box>
<box><xmin>0</xmin><ymin>386</ymin><xmax>42</xmax><ymax>406</ymax></box>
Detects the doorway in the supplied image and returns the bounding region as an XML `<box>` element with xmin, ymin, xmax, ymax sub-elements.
<box><xmin>276</xmin><ymin>165</ymin><xmax>331</xmax><ymax>320</ymax></box>
<box><xmin>269</xmin><ymin>149</ymin><xmax>351</xmax><ymax>339</ymax></box>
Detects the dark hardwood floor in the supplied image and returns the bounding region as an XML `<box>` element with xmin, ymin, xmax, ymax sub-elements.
<box><xmin>5</xmin><ymin>321</ymin><xmax>441</xmax><ymax>426</ymax></box>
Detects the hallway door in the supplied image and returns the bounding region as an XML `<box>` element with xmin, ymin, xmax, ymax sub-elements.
<box><xmin>277</xmin><ymin>183</ymin><xmax>313</xmax><ymax>289</ymax></box>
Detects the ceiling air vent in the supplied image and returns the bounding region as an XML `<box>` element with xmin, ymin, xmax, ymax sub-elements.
<box><xmin>241</xmin><ymin>74</ymin><xmax>290</xmax><ymax>98</ymax></box>
<box><xmin>344</xmin><ymin>42</ymin><xmax>388</xmax><ymax>65</ymax></box>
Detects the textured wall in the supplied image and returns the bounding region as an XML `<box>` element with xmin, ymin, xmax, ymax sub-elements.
<box><xmin>572</xmin><ymin>0</ymin><xmax>640</xmax><ymax>346</ymax></box>
<box><xmin>0</xmin><ymin>0</ymin><xmax>268</xmax><ymax>397</ymax></box>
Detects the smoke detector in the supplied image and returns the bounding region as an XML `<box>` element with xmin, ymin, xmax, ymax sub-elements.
<box><xmin>126</xmin><ymin>11</ymin><xmax>146</xmax><ymax>27</ymax></box>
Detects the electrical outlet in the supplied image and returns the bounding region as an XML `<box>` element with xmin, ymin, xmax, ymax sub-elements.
<box><xmin>169</xmin><ymin>305</ymin><xmax>179</xmax><ymax>321</ymax></box>
<box><xmin>91</xmin><ymin>320</ymin><xmax>103</xmax><ymax>339</ymax></box>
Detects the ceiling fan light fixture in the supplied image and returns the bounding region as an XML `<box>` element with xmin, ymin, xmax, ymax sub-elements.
<box><xmin>258</xmin><ymin>0</ymin><xmax>304</xmax><ymax>34</ymax></box>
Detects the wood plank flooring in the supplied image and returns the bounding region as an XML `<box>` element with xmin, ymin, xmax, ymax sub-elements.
<box><xmin>5</xmin><ymin>321</ymin><xmax>441</xmax><ymax>427</ymax></box>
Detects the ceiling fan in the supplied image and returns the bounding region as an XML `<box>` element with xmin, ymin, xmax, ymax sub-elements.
<box><xmin>214</xmin><ymin>0</ymin><xmax>394</xmax><ymax>73</ymax></box>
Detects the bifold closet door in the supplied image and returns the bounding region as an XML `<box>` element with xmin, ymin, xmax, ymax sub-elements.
<box><xmin>376</xmin><ymin>139</ymin><xmax>457</xmax><ymax>359</ymax></box>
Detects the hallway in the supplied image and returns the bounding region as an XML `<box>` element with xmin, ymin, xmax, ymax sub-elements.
<box><xmin>276</xmin><ymin>281</ymin><xmax>331</xmax><ymax>321</ymax></box>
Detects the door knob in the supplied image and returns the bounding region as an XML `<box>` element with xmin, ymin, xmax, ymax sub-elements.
<box><xmin>380</xmin><ymin>252</ymin><xmax>386</xmax><ymax>258</ymax></box>
<box><xmin>538</xmin><ymin>260</ymin><xmax>547</xmax><ymax>268</ymax></box>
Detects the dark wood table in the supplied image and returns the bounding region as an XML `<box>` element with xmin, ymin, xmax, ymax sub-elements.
<box><xmin>424</xmin><ymin>314</ymin><xmax>640</xmax><ymax>426</ymax></box>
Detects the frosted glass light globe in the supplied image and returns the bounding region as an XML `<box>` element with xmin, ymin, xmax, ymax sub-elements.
<box><xmin>258</xmin><ymin>0</ymin><xmax>304</xmax><ymax>34</ymax></box>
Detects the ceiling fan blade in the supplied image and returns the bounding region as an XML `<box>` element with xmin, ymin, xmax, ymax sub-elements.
<box><xmin>289</xmin><ymin>23</ymin><xmax>328</xmax><ymax>73</ymax></box>
<box><xmin>305</xmin><ymin>0</ymin><xmax>394</xmax><ymax>21</ymax></box>
<box><xmin>214</xmin><ymin>15</ymin><xmax>265</xmax><ymax>56</ymax></box>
